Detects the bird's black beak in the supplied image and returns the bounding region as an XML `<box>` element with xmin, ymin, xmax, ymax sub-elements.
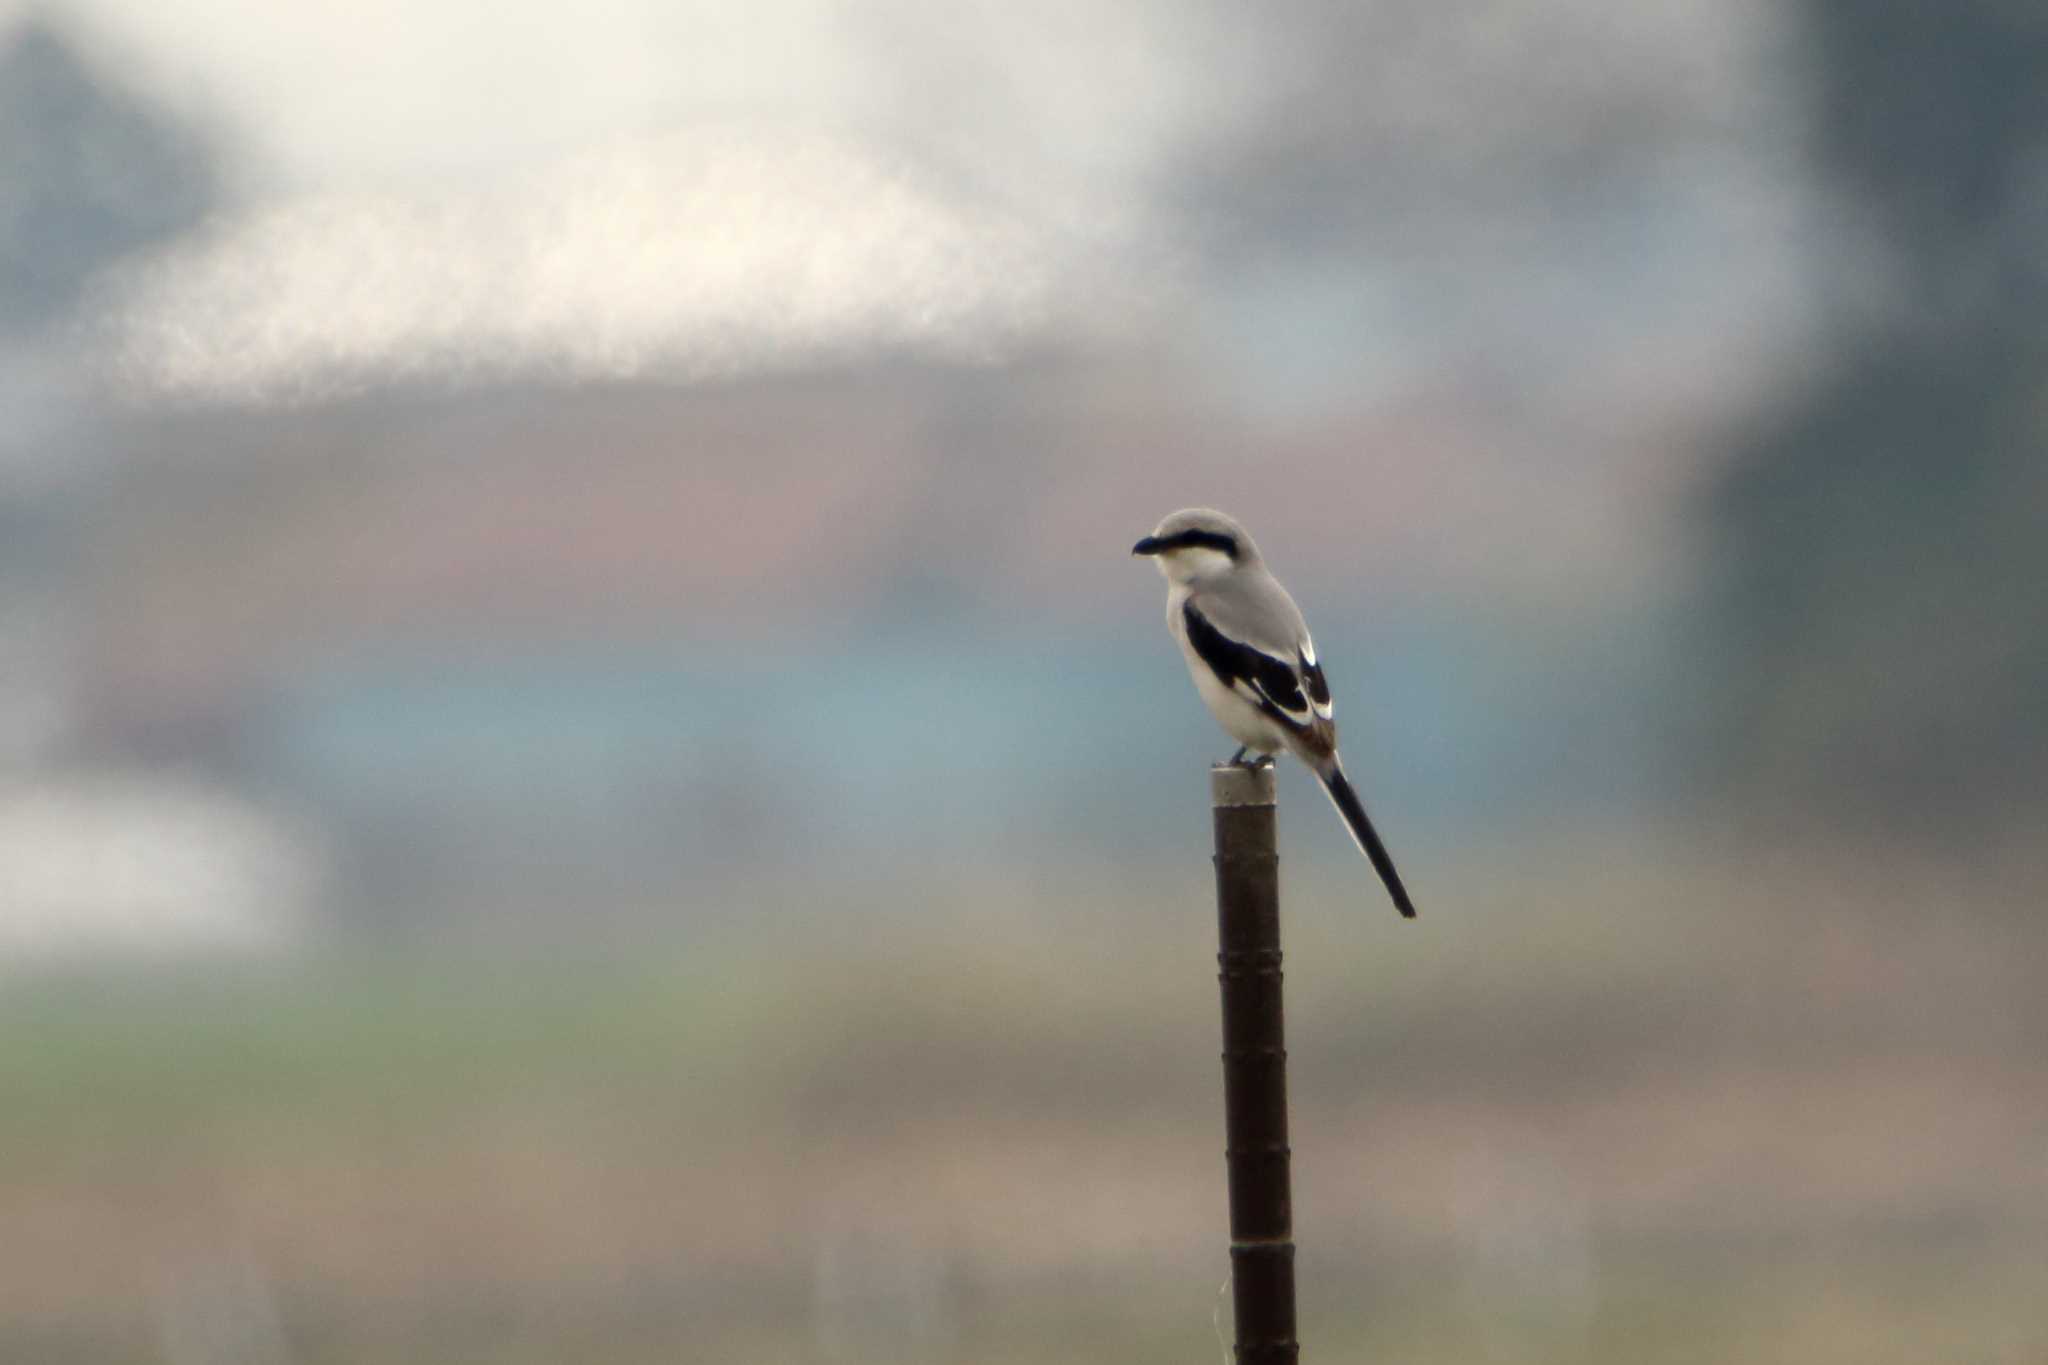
<box><xmin>1132</xmin><ymin>535</ymin><xmax>1165</xmax><ymax>556</ymax></box>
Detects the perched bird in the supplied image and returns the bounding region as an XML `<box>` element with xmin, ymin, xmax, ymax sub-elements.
<box><xmin>1134</xmin><ymin>508</ymin><xmax>1416</xmax><ymax>918</ymax></box>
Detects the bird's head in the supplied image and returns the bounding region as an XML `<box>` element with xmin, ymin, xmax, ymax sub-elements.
<box><xmin>1132</xmin><ymin>508</ymin><xmax>1259</xmax><ymax>585</ymax></box>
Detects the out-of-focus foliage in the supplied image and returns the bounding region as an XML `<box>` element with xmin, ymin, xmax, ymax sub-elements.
<box><xmin>0</xmin><ymin>18</ymin><xmax>217</xmax><ymax>334</ymax></box>
<box><xmin>1701</xmin><ymin>1</ymin><xmax>2048</xmax><ymax>826</ymax></box>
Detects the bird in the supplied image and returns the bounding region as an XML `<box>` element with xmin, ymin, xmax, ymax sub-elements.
<box><xmin>1133</xmin><ymin>507</ymin><xmax>1416</xmax><ymax>918</ymax></box>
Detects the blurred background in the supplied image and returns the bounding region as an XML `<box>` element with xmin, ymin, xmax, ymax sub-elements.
<box><xmin>2</xmin><ymin>1</ymin><xmax>2045</xmax><ymax>1360</ymax></box>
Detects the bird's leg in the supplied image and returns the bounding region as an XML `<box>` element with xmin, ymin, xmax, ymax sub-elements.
<box><xmin>1228</xmin><ymin>746</ymin><xmax>1249</xmax><ymax>766</ymax></box>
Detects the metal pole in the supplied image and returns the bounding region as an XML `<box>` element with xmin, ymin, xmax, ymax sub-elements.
<box><xmin>1211</xmin><ymin>761</ymin><xmax>1299</xmax><ymax>1364</ymax></box>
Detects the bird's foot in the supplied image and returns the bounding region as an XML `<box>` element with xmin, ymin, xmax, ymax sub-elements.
<box><xmin>1227</xmin><ymin>748</ymin><xmax>1274</xmax><ymax>769</ymax></box>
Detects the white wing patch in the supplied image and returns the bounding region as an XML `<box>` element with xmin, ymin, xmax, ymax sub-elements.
<box><xmin>1240</xmin><ymin>671</ymin><xmax>1310</xmax><ymax>725</ymax></box>
<box><xmin>1183</xmin><ymin>600</ymin><xmax>1317</xmax><ymax>732</ymax></box>
<box><xmin>1300</xmin><ymin>634</ymin><xmax>1335</xmax><ymax>721</ymax></box>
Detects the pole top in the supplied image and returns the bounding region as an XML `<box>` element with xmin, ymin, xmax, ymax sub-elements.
<box><xmin>1211</xmin><ymin>761</ymin><xmax>1277</xmax><ymax>808</ymax></box>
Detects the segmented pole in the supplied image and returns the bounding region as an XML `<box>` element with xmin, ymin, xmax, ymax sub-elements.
<box><xmin>1211</xmin><ymin>761</ymin><xmax>1299</xmax><ymax>1364</ymax></box>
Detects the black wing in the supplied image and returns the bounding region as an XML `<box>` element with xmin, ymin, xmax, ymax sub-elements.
<box><xmin>1300</xmin><ymin>652</ymin><xmax>1332</xmax><ymax>716</ymax></box>
<box><xmin>1183</xmin><ymin>600</ymin><xmax>1313</xmax><ymax>731</ymax></box>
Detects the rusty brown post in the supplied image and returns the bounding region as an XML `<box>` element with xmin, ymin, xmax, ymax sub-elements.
<box><xmin>1211</xmin><ymin>760</ymin><xmax>1298</xmax><ymax>1364</ymax></box>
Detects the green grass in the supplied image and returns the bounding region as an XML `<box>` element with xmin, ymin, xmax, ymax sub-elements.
<box><xmin>0</xmin><ymin>957</ymin><xmax>711</xmax><ymax>1144</ymax></box>
<box><xmin>2</xmin><ymin>844</ymin><xmax>2044</xmax><ymax>1363</ymax></box>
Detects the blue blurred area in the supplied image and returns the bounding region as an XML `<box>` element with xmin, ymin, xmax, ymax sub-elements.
<box><xmin>245</xmin><ymin>599</ymin><xmax>1673</xmax><ymax>916</ymax></box>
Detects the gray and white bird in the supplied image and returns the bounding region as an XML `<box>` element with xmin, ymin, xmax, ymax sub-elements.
<box><xmin>1134</xmin><ymin>507</ymin><xmax>1416</xmax><ymax>918</ymax></box>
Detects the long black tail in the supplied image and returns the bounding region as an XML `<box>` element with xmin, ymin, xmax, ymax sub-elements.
<box><xmin>1314</xmin><ymin>758</ymin><xmax>1417</xmax><ymax>919</ymax></box>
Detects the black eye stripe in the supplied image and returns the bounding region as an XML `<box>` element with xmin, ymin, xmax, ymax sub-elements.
<box><xmin>1151</xmin><ymin>529</ymin><xmax>1238</xmax><ymax>557</ymax></box>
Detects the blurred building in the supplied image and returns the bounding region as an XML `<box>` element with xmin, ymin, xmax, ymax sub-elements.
<box><xmin>10</xmin><ymin>2</ymin><xmax>1987</xmax><ymax>944</ymax></box>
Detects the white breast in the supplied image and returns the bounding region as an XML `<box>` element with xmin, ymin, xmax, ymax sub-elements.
<box><xmin>1168</xmin><ymin>596</ymin><xmax>1290</xmax><ymax>754</ymax></box>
